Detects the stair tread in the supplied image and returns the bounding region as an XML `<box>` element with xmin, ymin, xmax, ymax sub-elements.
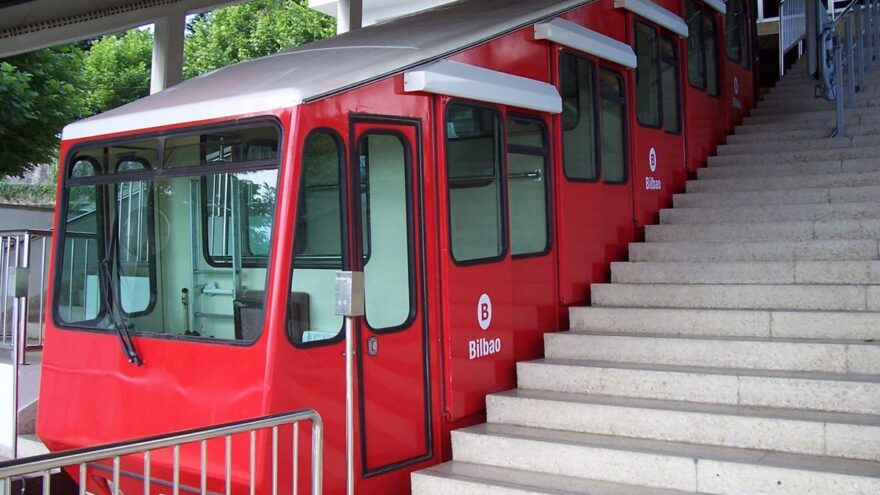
<box><xmin>491</xmin><ymin>389</ymin><xmax>880</xmax><ymax>427</ymax></box>
<box><xmin>559</xmin><ymin>330</ymin><xmax>879</xmax><ymax>347</ymax></box>
<box><xmin>415</xmin><ymin>461</ymin><xmax>711</xmax><ymax>495</ymax></box>
<box><xmin>526</xmin><ymin>357</ymin><xmax>880</xmax><ymax>383</ymax></box>
<box><xmin>456</xmin><ymin>423</ymin><xmax>880</xmax><ymax>479</ymax></box>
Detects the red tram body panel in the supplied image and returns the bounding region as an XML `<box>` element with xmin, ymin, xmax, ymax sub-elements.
<box><xmin>36</xmin><ymin>0</ymin><xmax>758</xmax><ymax>493</ymax></box>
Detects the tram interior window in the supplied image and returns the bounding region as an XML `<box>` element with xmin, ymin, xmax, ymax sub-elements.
<box><xmin>661</xmin><ymin>36</ymin><xmax>681</xmax><ymax>133</ymax></box>
<box><xmin>55</xmin><ymin>124</ymin><xmax>280</xmax><ymax>343</ymax></box>
<box><xmin>635</xmin><ymin>21</ymin><xmax>661</xmax><ymax>128</ymax></box>
<box><xmin>560</xmin><ymin>53</ymin><xmax>599</xmax><ymax>180</ymax></box>
<box><xmin>446</xmin><ymin>104</ymin><xmax>504</xmax><ymax>262</ymax></box>
<box><xmin>600</xmin><ymin>70</ymin><xmax>627</xmax><ymax>184</ymax></box>
<box><xmin>359</xmin><ymin>133</ymin><xmax>413</xmax><ymax>330</ymax></box>
<box><xmin>685</xmin><ymin>0</ymin><xmax>705</xmax><ymax>89</ymax></box>
<box><xmin>705</xmin><ymin>14</ymin><xmax>719</xmax><ymax>96</ymax></box>
<box><xmin>507</xmin><ymin>117</ymin><xmax>549</xmax><ymax>256</ymax></box>
<box><xmin>725</xmin><ymin>0</ymin><xmax>743</xmax><ymax>63</ymax></box>
<box><xmin>288</xmin><ymin>131</ymin><xmax>344</xmax><ymax>345</ymax></box>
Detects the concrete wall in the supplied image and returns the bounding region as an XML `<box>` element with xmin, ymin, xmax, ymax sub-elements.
<box><xmin>0</xmin><ymin>204</ymin><xmax>53</xmax><ymax>232</ymax></box>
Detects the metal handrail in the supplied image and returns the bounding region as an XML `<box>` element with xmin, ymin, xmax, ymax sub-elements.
<box><xmin>0</xmin><ymin>409</ymin><xmax>323</xmax><ymax>494</ymax></box>
<box><xmin>779</xmin><ymin>0</ymin><xmax>808</xmax><ymax>76</ymax></box>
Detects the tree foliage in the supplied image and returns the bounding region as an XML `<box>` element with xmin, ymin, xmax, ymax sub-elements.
<box><xmin>0</xmin><ymin>0</ymin><xmax>334</xmax><ymax>180</ymax></box>
<box><xmin>184</xmin><ymin>0</ymin><xmax>335</xmax><ymax>78</ymax></box>
<box><xmin>0</xmin><ymin>47</ymin><xmax>84</xmax><ymax>177</ymax></box>
<box><xmin>82</xmin><ymin>29</ymin><xmax>154</xmax><ymax>115</ymax></box>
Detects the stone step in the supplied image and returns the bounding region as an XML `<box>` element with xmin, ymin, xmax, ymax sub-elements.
<box><xmin>487</xmin><ymin>389</ymin><xmax>880</xmax><ymax>461</ymax></box>
<box><xmin>591</xmin><ymin>282</ymin><xmax>880</xmax><ymax>311</ymax></box>
<box><xmin>543</xmin><ymin>332</ymin><xmax>880</xmax><ymax>374</ymax></box>
<box><xmin>726</xmin><ymin>128</ymin><xmax>833</xmax><ymax>144</ymax></box>
<box><xmin>686</xmin><ymin>170</ymin><xmax>880</xmax><ymax>193</ymax></box>
<box><xmin>411</xmin><ymin>461</ymin><xmax>703</xmax><ymax>495</ymax></box>
<box><xmin>645</xmin><ymin>220</ymin><xmax>880</xmax><ymax>242</ymax></box>
<box><xmin>660</xmin><ymin>202</ymin><xmax>880</xmax><ymax>224</ymax></box>
<box><xmin>451</xmin><ymin>423</ymin><xmax>880</xmax><ymax>494</ymax></box>
<box><xmin>646</xmin><ymin>219</ymin><xmax>880</xmax><ymax>242</ymax></box>
<box><xmin>673</xmin><ymin>185</ymin><xmax>880</xmax><ymax>207</ymax></box>
<box><xmin>629</xmin><ymin>239</ymin><xmax>879</xmax><ymax>262</ymax></box>
<box><xmin>742</xmin><ymin>110</ymin><xmax>880</xmax><ymax>128</ymax></box>
<box><xmin>715</xmin><ymin>135</ymin><xmax>880</xmax><ymax>156</ymax></box>
<box><xmin>706</xmin><ymin>146</ymin><xmax>880</xmax><ymax>167</ymax></box>
<box><xmin>750</xmin><ymin>99</ymin><xmax>877</xmax><ymax>117</ymax></box>
<box><xmin>697</xmin><ymin>160</ymin><xmax>879</xmax><ymax>180</ymax></box>
<box><xmin>610</xmin><ymin>260</ymin><xmax>880</xmax><ymax>285</ymax></box>
<box><xmin>517</xmin><ymin>358</ymin><xmax>880</xmax><ymax>414</ymax></box>
<box><xmin>568</xmin><ymin>306</ymin><xmax>880</xmax><ymax>341</ymax></box>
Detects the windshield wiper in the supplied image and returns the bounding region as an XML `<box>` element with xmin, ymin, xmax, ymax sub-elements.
<box><xmin>99</xmin><ymin>213</ymin><xmax>143</xmax><ymax>367</ymax></box>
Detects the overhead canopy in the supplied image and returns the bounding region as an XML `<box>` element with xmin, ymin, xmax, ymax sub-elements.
<box><xmin>404</xmin><ymin>60</ymin><xmax>562</xmax><ymax>113</ymax></box>
<box><xmin>533</xmin><ymin>18</ymin><xmax>637</xmax><ymax>68</ymax></box>
<box><xmin>703</xmin><ymin>0</ymin><xmax>726</xmax><ymax>14</ymax></box>
<box><xmin>0</xmin><ymin>0</ymin><xmax>250</xmax><ymax>59</ymax></box>
<box><xmin>613</xmin><ymin>0</ymin><xmax>689</xmax><ymax>37</ymax></box>
<box><xmin>62</xmin><ymin>0</ymin><xmax>592</xmax><ymax>140</ymax></box>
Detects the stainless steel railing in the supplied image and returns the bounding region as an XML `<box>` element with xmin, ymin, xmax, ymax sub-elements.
<box><xmin>780</xmin><ymin>0</ymin><xmax>808</xmax><ymax>76</ymax></box>
<box><xmin>1</xmin><ymin>230</ymin><xmax>51</xmax><ymax>354</ymax></box>
<box><xmin>818</xmin><ymin>0</ymin><xmax>880</xmax><ymax>137</ymax></box>
<box><xmin>0</xmin><ymin>409</ymin><xmax>323</xmax><ymax>495</ymax></box>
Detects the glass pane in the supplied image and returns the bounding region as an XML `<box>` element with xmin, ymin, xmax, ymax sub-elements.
<box><xmin>507</xmin><ymin>118</ymin><xmax>548</xmax><ymax>255</ymax></box>
<box><xmin>726</xmin><ymin>0</ymin><xmax>742</xmax><ymax>62</ymax></box>
<box><xmin>70</xmin><ymin>152</ymin><xmax>102</xmax><ymax>177</ymax></box>
<box><xmin>289</xmin><ymin>132</ymin><xmax>343</xmax><ymax>345</ymax></box>
<box><xmin>164</xmin><ymin>126</ymin><xmax>279</xmax><ymax>168</ymax></box>
<box><xmin>57</xmin><ymin>185</ymin><xmax>102</xmax><ymax>324</ymax></box>
<box><xmin>114</xmin><ymin>177</ymin><xmax>154</xmax><ymax>316</ymax></box>
<box><xmin>661</xmin><ymin>37</ymin><xmax>681</xmax><ymax>134</ymax></box>
<box><xmin>109</xmin><ymin>141</ymin><xmax>157</xmax><ymax>173</ymax></box>
<box><xmin>560</xmin><ymin>53</ymin><xmax>599</xmax><ymax>180</ymax></box>
<box><xmin>600</xmin><ymin>71</ymin><xmax>627</xmax><ymax>184</ymax></box>
<box><xmin>635</xmin><ymin>22</ymin><xmax>661</xmax><ymax>127</ymax></box>
<box><xmin>685</xmin><ymin>0</ymin><xmax>705</xmax><ymax>89</ymax></box>
<box><xmin>739</xmin><ymin>0</ymin><xmax>750</xmax><ymax>69</ymax></box>
<box><xmin>446</xmin><ymin>104</ymin><xmax>503</xmax><ymax>262</ymax></box>
<box><xmin>705</xmin><ymin>15</ymin><xmax>719</xmax><ymax>96</ymax></box>
<box><xmin>360</xmin><ymin>133</ymin><xmax>412</xmax><ymax>329</ymax></box>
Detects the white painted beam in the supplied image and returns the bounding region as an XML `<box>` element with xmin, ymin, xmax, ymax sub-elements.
<box><xmin>336</xmin><ymin>0</ymin><xmax>363</xmax><ymax>34</ymax></box>
<box><xmin>534</xmin><ymin>18</ymin><xmax>637</xmax><ymax>68</ymax></box>
<box><xmin>614</xmin><ymin>0</ymin><xmax>689</xmax><ymax>37</ymax></box>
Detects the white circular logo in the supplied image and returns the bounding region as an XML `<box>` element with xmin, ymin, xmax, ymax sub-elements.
<box><xmin>649</xmin><ymin>147</ymin><xmax>657</xmax><ymax>173</ymax></box>
<box><xmin>477</xmin><ymin>293</ymin><xmax>492</xmax><ymax>330</ymax></box>
<box><xmin>733</xmin><ymin>76</ymin><xmax>740</xmax><ymax>95</ymax></box>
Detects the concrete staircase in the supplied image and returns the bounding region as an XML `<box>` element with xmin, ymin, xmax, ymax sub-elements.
<box><xmin>412</xmin><ymin>70</ymin><xmax>880</xmax><ymax>493</ymax></box>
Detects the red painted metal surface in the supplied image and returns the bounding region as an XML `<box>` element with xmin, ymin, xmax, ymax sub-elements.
<box><xmin>36</xmin><ymin>1</ymin><xmax>758</xmax><ymax>494</ymax></box>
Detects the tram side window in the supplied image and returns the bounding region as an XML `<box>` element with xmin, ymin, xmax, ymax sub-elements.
<box><xmin>560</xmin><ymin>53</ymin><xmax>599</xmax><ymax>180</ymax></box>
<box><xmin>660</xmin><ymin>36</ymin><xmax>681</xmax><ymax>134</ymax></box>
<box><xmin>600</xmin><ymin>70</ymin><xmax>628</xmax><ymax>184</ymax></box>
<box><xmin>726</xmin><ymin>0</ymin><xmax>745</xmax><ymax>64</ymax></box>
<box><xmin>705</xmin><ymin>12</ymin><xmax>719</xmax><ymax>96</ymax></box>
<box><xmin>507</xmin><ymin>117</ymin><xmax>549</xmax><ymax>256</ymax></box>
<box><xmin>685</xmin><ymin>0</ymin><xmax>705</xmax><ymax>90</ymax></box>
<box><xmin>635</xmin><ymin>21</ymin><xmax>661</xmax><ymax>128</ymax></box>
<box><xmin>446</xmin><ymin>104</ymin><xmax>504</xmax><ymax>262</ymax></box>
<box><xmin>288</xmin><ymin>131</ymin><xmax>344</xmax><ymax>345</ymax></box>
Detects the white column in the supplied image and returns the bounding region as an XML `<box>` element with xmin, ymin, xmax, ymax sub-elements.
<box><xmin>336</xmin><ymin>0</ymin><xmax>363</xmax><ymax>34</ymax></box>
<box><xmin>150</xmin><ymin>12</ymin><xmax>186</xmax><ymax>94</ymax></box>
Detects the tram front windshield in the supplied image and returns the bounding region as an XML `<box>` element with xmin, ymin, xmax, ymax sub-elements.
<box><xmin>53</xmin><ymin>123</ymin><xmax>281</xmax><ymax>343</ymax></box>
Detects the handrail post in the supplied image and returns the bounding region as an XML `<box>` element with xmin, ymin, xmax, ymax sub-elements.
<box><xmin>835</xmin><ymin>34</ymin><xmax>847</xmax><ymax>137</ymax></box>
<box><xmin>845</xmin><ymin>16</ymin><xmax>857</xmax><ymax>104</ymax></box>
<box><xmin>310</xmin><ymin>414</ymin><xmax>323</xmax><ymax>495</ymax></box>
<box><xmin>856</xmin><ymin>2</ymin><xmax>866</xmax><ymax>85</ymax></box>
<box><xmin>780</xmin><ymin>0</ymin><xmax>787</xmax><ymax>77</ymax></box>
<box><xmin>335</xmin><ymin>271</ymin><xmax>364</xmax><ymax>495</ymax></box>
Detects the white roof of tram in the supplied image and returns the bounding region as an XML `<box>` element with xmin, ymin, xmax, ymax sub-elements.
<box><xmin>64</xmin><ymin>0</ymin><xmax>605</xmax><ymax>140</ymax></box>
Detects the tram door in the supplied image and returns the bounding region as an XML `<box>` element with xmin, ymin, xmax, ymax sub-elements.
<box><xmin>349</xmin><ymin>117</ymin><xmax>431</xmax><ymax>477</ymax></box>
<box><xmin>628</xmin><ymin>15</ymin><xmax>686</xmax><ymax>232</ymax></box>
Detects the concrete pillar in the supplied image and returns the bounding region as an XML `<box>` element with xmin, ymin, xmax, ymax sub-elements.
<box><xmin>336</xmin><ymin>0</ymin><xmax>363</xmax><ymax>34</ymax></box>
<box><xmin>150</xmin><ymin>12</ymin><xmax>186</xmax><ymax>94</ymax></box>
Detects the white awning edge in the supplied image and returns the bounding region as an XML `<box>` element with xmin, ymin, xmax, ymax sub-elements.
<box><xmin>534</xmin><ymin>18</ymin><xmax>637</xmax><ymax>68</ymax></box>
<box><xmin>613</xmin><ymin>0</ymin><xmax>689</xmax><ymax>37</ymax></box>
<box><xmin>403</xmin><ymin>59</ymin><xmax>562</xmax><ymax>114</ymax></box>
<box><xmin>704</xmin><ymin>0</ymin><xmax>727</xmax><ymax>15</ymax></box>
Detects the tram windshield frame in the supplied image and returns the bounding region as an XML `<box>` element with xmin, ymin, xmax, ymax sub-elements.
<box><xmin>52</xmin><ymin>119</ymin><xmax>282</xmax><ymax>345</ymax></box>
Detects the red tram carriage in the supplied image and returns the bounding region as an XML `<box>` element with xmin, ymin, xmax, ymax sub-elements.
<box><xmin>37</xmin><ymin>0</ymin><xmax>757</xmax><ymax>492</ymax></box>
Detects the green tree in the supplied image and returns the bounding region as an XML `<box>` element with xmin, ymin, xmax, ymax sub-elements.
<box><xmin>184</xmin><ymin>0</ymin><xmax>335</xmax><ymax>79</ymax></box>
<box><xmin>82</xmin><ymin>29</ymin><xmax>154</xmax><ymax>115</ymax></box>
<box><xmin>0</xmin><ymin>46</ymin><xmax>84</xmax><ymax>177</ymax></box>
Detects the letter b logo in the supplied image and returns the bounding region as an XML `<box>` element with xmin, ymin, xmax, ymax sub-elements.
<box><xmin>477</xmin><ymin>293</ymin><xmax>492</xmax><ymax>330</ymax></box>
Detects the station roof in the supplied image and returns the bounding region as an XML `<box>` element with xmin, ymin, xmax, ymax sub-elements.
<box><xmin>62</xmin><ymin>0</ymin><xmax>592</xmax><ymax>140</ymax></box>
